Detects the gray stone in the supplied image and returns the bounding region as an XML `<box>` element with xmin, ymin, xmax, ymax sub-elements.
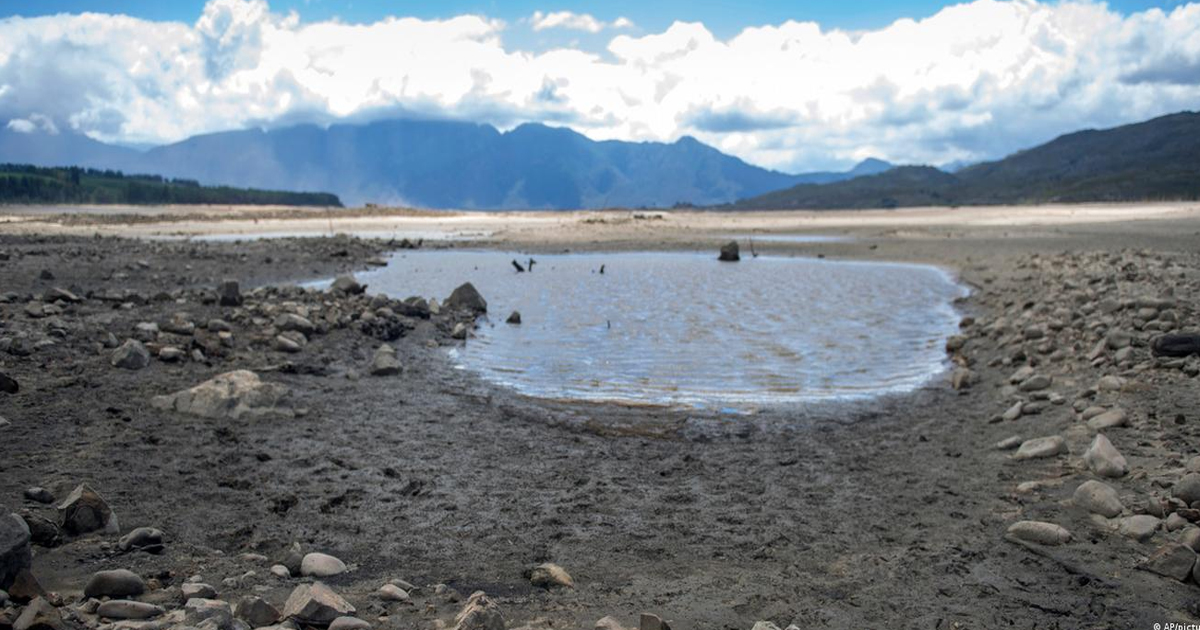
<box><xmin>218</xmin><ymin>280</ymin><xmax>243</xmax><ymax>307</ymax></box>
<box><xmin>1174</xmin><ymin>473</ymin><xmax>1200</xmax><ymax>505</ymax></box>
<box><xmin>283</xmin><ymin>582</ymin><xmax>355</xmax><ymax>625</ymax></box>
<box><xmin>273</xmin><ymin>334</ymin><xmax>305</xmax><ymax>353</ymax></box>
<box><xmin>369</xmin><ymin>345</ymin><xmax>401</xmax><ymax>377</ymax></box>
<box><xmin>1118</xmin><ymin>515</ymin><xmax>1161</xmax><ymax>542</ymax></box>
<box><xmin>13</xmin><ymin>597</ymin><xmax>63</xmax><ymax>630</ymax></box>
<box><xmin>1018</xmin><ymin>374</ymin><xmax>1052</xmax><ymax>392</ymax></box>
<box><xmin>151</xmin><ymin>370</ymin><xmax>293</xmax><ymax>420</ymax></box>
<box><xmin>1181</xmin><ymin>527</ymin><xmax>1200</xmax><ymax>551</ymax></box>
<box><xmin>274</xmin><ymin>314</ymin><xmax>315</xmax><ymax>336</ymax></box>
<box><xmin>1084</xmin><ymin>434</ymin><xmax>1128</xmax><ymax>478</ymax></box>
<box><xmin>331</xmin><ymin>275</ymin><xmax>366</xmax><ymax>295</ymax></box>
<box><xmin>445</xmin><ymin>283</ymin><xmax>487</xmax><ymax>314</ymax></box>
<box><xmin>235</xmin><ymin>595</ymin><xmax>280</xmax><ymax>627</ymax></box>
<box><xmin>1097</xmin><ymin>375</ymin><xmax>1126</xmax><ymax>391</ymax></box>
<box><xmin>454</xmin><ymin>591</ymin><xmax>504</xmax><ymax>630</ymax></box>
<box><xmin>22</xmin><ymin>489</ymin><xmax>53</xmax><ymax>505</ymax></box>
<box><xmin>376</xmin><ymin>584</ymin><xmax>408</xmax><ymax>602</ymax></box>
<box><xmin>994</xmin><ymin>435</ymin><xmax>1023</xmax><ymax>450</ymax></box>
<box><xmin>97</xmin><ymin>600</ymin><xmax>164</xmax><ymax>620</ymax></box>
<box><xmin>58</xmin><ymin>484</ymin><xmax>119</xmax><ymax>535</ymax></box>
<box><xmin>84</xmin><ymin>569</ymin><xmax>145</xmax><ymax>599</ymax></box>
<box><xmin>506</xmin><ymin>311</ymin><xmax>521</xmax><ymax>325</ymax></box>
<box><xmin>329</xmin><ymin>617</ymin><xmax>370</xmax><ymax>630</ymax></box>
<box><xmin>1013</xmin><ymin>436</ymin><xmax>1066</xmax><ymax>460</ymax></box>
<box><xmin>182</xmin><ymin>583</ymin><xmax>218</xmax><ymax>600</ymax></box>
<box><xmin>1087</xmin><ymin>408</ymin><xmax>1128</xmax><ymax>430</ymax></box>
<box><xmin>1072</xmin><ymin>480</ymin><xmax>1123</xmax><ymax>517</ymax></box>
<box><xmin>110</xmin><ymin>339</ymin><xmax>150</xmax><ymax>370</ymax></box>
<box><xmin>1006</xmin><ymin>520</ymin><xmax>1071</xmax><ymax>545</ymax></box>
<box><xmin>0</xmin><ymin>372</ymin><xmax>18</xmax><ymax>394</ymax></box>
<box><xmin>1144</xmin><ymin>543</ymin><xmax>1197</xmax><ymax>581</ymax></box>
<box><xmin>718</xmin><ymin>241</ymin><xmax>740</xmax><ymax>262</ymax></box>
<box><xmin>118</xmin><ymin>527</ymin><xmax>164</xmax><ymax>553</ymax></box>
<box><xmin>300</xmin><ymin>553</ymin><xmax>347</xmax><ymax>578</ymax></box>
<box><xmin>595</xmin><ymin>617</ymin><xmax>630</xmax><ymax>630</ymax></box>
<box><xmin>638</xmin><ymin>613</ymin><xmax>671</xmax><ymax>630</ymax></box>
<box><xmin>0</xmin><ymin>510</ymin><xmax>32</xmax><ymax>590</ymax></box>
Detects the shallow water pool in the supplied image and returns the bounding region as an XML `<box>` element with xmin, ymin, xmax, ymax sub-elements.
<box><xmin>356</xmin><ymin>250</ymin><xmax>966</xmax><ymax>407</ymax></box>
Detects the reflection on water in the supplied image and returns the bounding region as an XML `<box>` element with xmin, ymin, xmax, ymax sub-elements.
<box><xmin>358</xmin><ymin>250</ymin><xmax>966</xmax><ymax>406</ymax></box>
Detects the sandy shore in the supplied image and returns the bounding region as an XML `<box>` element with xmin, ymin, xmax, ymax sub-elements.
<box><xmin>2</xmin><ymin>204</ymin><xmax>1200</xmax><ymax>629</ymax></box>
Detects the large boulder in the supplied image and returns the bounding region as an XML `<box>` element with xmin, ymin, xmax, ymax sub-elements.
<box><xmin>718</xmin><ymin>241</ymin><xmax>740</xmax><ymax>262</ymax></box>
<box><xmin>331</xmin><ymin>275</ymin><xmax>366</xmax><ymax>295</ymax></box>
<box><xmin>57</xmin><ymin>485</ymin><xmax>119</xmax><ymax>535</ymax></box>
<box><xmin>445</xmin><ymin>283</ymin><xmax>487</xmax><ymax>315</ymax></box>
<box><xmin>151</xmin><ymin>370</ymin><xmax>293</xmax><ymax>420</ymax></box>
<box><xmin>368</xmin><ymin>345</ymin><xmax>402</xmax><ymax>376</ymax></box>
<box><xmin>1151</xmin><ymin>333</ymin><xmax>1200</xmax><ymax>357</ymax></box>
<box><xmin>283</xmin><ymin>582</ymin><xmax>355</xmax><ymax>625</ymax></box>
<box><xmin>0</xmin><ymin>509</ymin><xmax>32</xmax><ymax>590</ymax></box>
<box><xmin>13</xmin><ymin>597</ymin><xmax>64</xmax><ymax>630</ymax></box>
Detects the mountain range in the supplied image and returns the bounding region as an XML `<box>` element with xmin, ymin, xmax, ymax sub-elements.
<box><xmin>0</xmin><ymin>120</ymin><xmax>889</xmax><ymax>209</ymax></box>
<box><xmin>734</xmin><ymin>111</ymin><xmax>1200</xmax><ymax>209</ymax></box>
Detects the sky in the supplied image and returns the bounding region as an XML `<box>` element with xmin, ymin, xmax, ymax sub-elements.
<box><xmin>1</xmin><ymin>0</ymin><xmax>1199</xmax><ymax>172</ymax></box>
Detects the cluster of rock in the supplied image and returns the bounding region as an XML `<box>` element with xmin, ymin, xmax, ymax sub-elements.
<box><xmin>2</xmin><ymin>272</ymin><xmax>491</xmax><ymax>387</ymax></box>
<box><xmin>945</xmin><ymin>249</ymin><xmax>1200</xmax><ymax>588</ymax></box>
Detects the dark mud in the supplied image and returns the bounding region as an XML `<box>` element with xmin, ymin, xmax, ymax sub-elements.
<box><xmin>2</xmin><ymin>228</ymin><xmax>1200</xmax><ymax>629</ymax></box>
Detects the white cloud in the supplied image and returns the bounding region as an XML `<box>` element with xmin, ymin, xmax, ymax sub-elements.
<box><xmin>528</xmin><ymin>10</ymin><xmax>633</xmax><ymax>33</ymax></box>
<box><xmin>6</xmin><ymin>113</ymin><xmax>58</xmax><ymax>134</ymax></box>
<box><xmin>1</xmin><ymin>0</ymin><xmax>1199</xmax><ymax>172</ymax></box>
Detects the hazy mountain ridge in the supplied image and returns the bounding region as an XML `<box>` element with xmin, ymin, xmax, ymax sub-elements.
<box><xmin>0</xmin><ymin>119</ymin><xmax>889</xmax><ymax>209</ymax></box>
<box><xmin>734</xmin><ymin>111</ymin><xmax>1200</xmax><ymax>209</ymax></box>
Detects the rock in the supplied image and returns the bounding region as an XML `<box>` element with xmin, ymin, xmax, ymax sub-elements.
<box><xmin>751</xmin><ymin>624</ymin><xmax>782</xmax><ymax>630</ymax></box>
<box><xmin>376</xmin><ymin>584</ymin><xmax>408</xmax><ymax>602</ymax></box>
<box><xmin>282</xmin><ymin>582</ymin><xmax>355</xmax><ymax>626</ymax></box>
<box><xmin>1084</xmin><ymin>434</ymin><xmax>1128</xmax><ymax>478</ymax></box>
<box><xmin>275</xmin><ymin>314</ymin><xmax>315</xmax><ymax>336</ymax></box>
<box><xmin>83</xmin><ymin>569</ymin><xmax>145</xmax><ymax>598</ymax></box>
<box><xmin>1006</xmin><ymin>520</ymin><xmax>1071</xmax><ymax>545</ymax></box>
<box><xmin>1018</xmin><ymin>374</ymin><xmax>1052</xmax><ymax>392</ymax></box>
<box><xmin>0</xmin><ymin>511</ymin><xmax>32</xmax><ymax>590</ymax></box>
<box><xmin>43</xmin><ymin>287</ymin><xmax>81</xmax><ymax>304</ymax></box>
<box><xmin>1152</xmin><ymin>333</ymin><xmax>1200</xmax><ymax>357</ymax></box>
<box><xmin>1001</xmin><ymin>402</ymin><xmax>1024</xmax><ymax>421</ymax></box>
<box><xmin>1144</xmin><ymin>543</ymin><xmax>1197</xmax><ymax>581</ymax></box>
<box><xmin>280</xmin><ymin>542</ymin><xmax>304</xmax><ymax>576</ymax></box>
<box><xmin>110</xmin><ymin>340</ymin><xmax>150</xmax><ymax>370</ymax></box>
<box><xmin>1012</xmin><ymin>436</ymin><xmax>1066</xmax><ymax>460</ymax></box>
<box><xmin>1167</xmin><ymin>513</ymin><xmax>1188</xmax><ymax>531</ymax></box>
<box><xmin>1174</xmin><ymin>473</ymin><xmax>1200</xmax><ymax>505</ymax></box>
<box><xmin>1008</xmin><ymin>365</ymin><xmax>1035</xmax><ymax>384</ymax></box>
<box><xmin>331</xmin><ymin>275</ymin><xmax>366</xmax><ymax>295</ymax></box>
<box><xmin>1106</xmin><ymin>330</ymin><xmax>1132</xmax><ymax>350</ymax></box>
<box><xmin>158</xmin><ymin>346</ymin><xmax>186</xmax><ymax>362</ymax></box>
<box><xmin>1072</xmin><ymin>480</ymin><xmax>1123</xmax><ymax>517</ymax></box>
<box><xmin>218</xmin><ymin>280</ymin><xmax>243</xmax><ymax>307</ymax></box>
<box><xmin>445</xmin><ymin>283</ymin><xmax>487</xmax><ymax>314</ymax></box>
<box><xmin>1181</xmin><ymin>527</ymin><xmax>1200</xmax><ymax>551</ymax></box>
<box><xmin>118</xmin><ymin>527</ymin><xmax>164</xmax><ymax>553</ymax></box>
<box><xmin>994</xmin><ymin>435</ymin><xmax>1023</xmax><ymax>450</ymax></box>
<box><xmin>235</xmin><ymin>596</ymin><xmax>280</xmax><ymax>627</ymax></box>
<box><xmin>57</xmin><ymin>484</ymin><xmax>118</xmax><ymax>535</ymax></box>
<box><xmin>369</xmin><ymin>345</ymin><xmax>401</xmax><ymax>376</ymax></box>
<box><xmin>1119</xmin><ymin>515</ymin><xmax>1161</xmax><ymax>542</ymax></box>
<box><xmin>151</xmin><ymin>370</ymin><xmax>292</xmax><ymax>420</ymax></box>
<box><xmin>300</xmin><ymin>553</ymin><xmax>347</xmax><ymax>578</ymax></box>
<box><xmin>329</xmin><ymin>617</ymin><xmax>370</xmax><ymax>630</ymax></box>
<box><xmin>1087</xmin><ymin>408</ymin><xmax>1128</xmax><ymax>430</ymax></box>
<box><xmin>13</xmin><ymin>597</ymin><xmax>63</xmax><ymax>630</ymax></box>
<box><xmin>181</xmin><ymin>583</ymin><xmax>218</xmax><ymax>600</ymax></box>
<box><xmin>1096</xmin><ymin>375</ymin><xmax>1126</xmax><ymax>392</ymax></box>
<box><xmin>270</xmin><ymin>564</ymin><xmax>290</xmax><ymax>578</ymax></box>
<box><xmin>453</xmin><ymin>591</ymin><xmax>503</xmax><ymax>630</ymax></box>
<box><xmin>949</xmin><ymin>367</ymin><xmax>975</xmax><ymax>390</ymax></box>
<box><xmin>19</xmin><ymin>513</ymin><xmax>58</xmax><ymax>548</ymax></box>
<box><xmin>6</xmin><ymin>569</ymin><xmax>44</xmax><ymax>603</ymax></box>
<box><xmin>595</xmin><ymin>617</ymin><xmax>630</xmax><ymax>630</ymax></box>
<box><xmin>638</xmin><ymin>613</ymin><xmax>671</xmax><ymax>630</ymax></box>
<box><xmin>451</xmin><ymin>322</ymin><xmax>470</xmax><ymax>340</ymax></box>
<box><xmin>97</xmin><ymin>601</ymin><xmax>164</xmax><ymax>620</ymax></box>
<box><xmin>528</xmin><ymin>563</ymin><xmax>574</xmax><ymax>588</ymax></box>
<box><xmin>183</xmin><ymin>598</ymin><xmax>236</xmax><ymax>629</ymax></box>
<box><xmin>506</xmin><ymin>311</ymin><xmax>521</xmax><ymax>325</ymax></box>
<box><xmin>273</xmin><ymin>334</ymin><xmax>305</xmax><ymax>353</ymax></box>
<box><xmin>0</xmin><ymin>372</ymin><xmax>17</xmax><ymax>394</ymax></box>
<box><xmin>718</xmin><ymin>241</ymin><xmax>740</xmax><ymax>262</ymax></box>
